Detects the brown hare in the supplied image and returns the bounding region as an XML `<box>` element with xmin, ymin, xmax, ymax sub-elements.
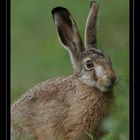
<box><xmin>11</xmin><ymin>1</ymin><xmax>116</xmax><ymax>140</ymax></box>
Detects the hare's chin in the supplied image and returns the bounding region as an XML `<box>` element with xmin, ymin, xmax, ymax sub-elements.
<box><xmin>95</xmin><ymin>84</ymin><xmax>108</xmax><ymax>92</ymax></box>
<box><xmin>95</xmin><ymin>83</ymin><xmax>114</xmax><ymax>92</ymax></box>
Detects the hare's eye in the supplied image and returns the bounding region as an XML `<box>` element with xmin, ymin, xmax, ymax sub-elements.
<box><xmin>85</xmin><ymin>60</ymin><xmax>94</xmax><ymax>70</ymax></box>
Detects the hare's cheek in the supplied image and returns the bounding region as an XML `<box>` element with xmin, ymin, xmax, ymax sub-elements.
<box><xmin>78</xmin><ymin>70</ymin><xmax>96</xmax><ymax>87</ymax></box>
<box><xmin>95</xmin><ymin>65</ymin><xmax>105</xmax><ymax>77</ymax></box>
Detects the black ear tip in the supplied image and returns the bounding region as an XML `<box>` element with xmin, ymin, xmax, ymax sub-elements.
<box><xmin>51</xmin><ymin>7</ymin><xmax>69</xmax><ymax>15</ymax></box>
<box><xmin>90</xmin><ymin>1</ymin><xmax>98</xmax><ymax>8</ymax></box>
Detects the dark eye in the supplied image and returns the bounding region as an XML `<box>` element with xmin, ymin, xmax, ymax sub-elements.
<box><xmin>85</xmin><ymin>60</ymin><xmax>94</xmax><ymax>70</ymax></box>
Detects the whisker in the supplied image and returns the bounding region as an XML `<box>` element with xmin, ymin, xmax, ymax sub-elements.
<box><xmin>117</xmin><ymin>74</ymin><xmax>128</xmax><ymax>77</ymax></box>
<box><xmin>117</xmin><ymin>74</ymin><xmax>128</xmax><ymax>79</ymax></box>
<box><xmin>117</xmin><ymin>79</ymin><xmax>127</xmax><ymax>84</ymax></box>
<box><xmin>117</xmin><ymin>76</ymin><xmax>128</xmax><ymax>80</ymax></box>
<box><xmin>114</xmin><ymin>80</ymin><xmax>128</xmax><ymax>94</ymax></box>
<box><xmin>116</xmin><ymin>74</ymin><xmax>128</xmax><ymax>84</ymax></box>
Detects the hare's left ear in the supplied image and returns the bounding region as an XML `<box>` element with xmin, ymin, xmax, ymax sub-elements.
<box><xmin>52</xmin><ymin>7</ymin><xmax>84</xmax><ymax>54</ymax></box>
<box><xmin>52</xmin><ymin>7</ymin><xmax>84</xmax><ymax>72</ymax></box>
<box><xmin>84</xmin><ymin>1</ymin><xmax>99</xmax><ymax>48</ymax></box>
<box><xmin>52</xmin><ymin>7</ymin><xmax>83</xmax><ymax>53</ymax></box>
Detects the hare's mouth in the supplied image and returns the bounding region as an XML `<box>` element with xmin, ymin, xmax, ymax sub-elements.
<box><xmin>96</xmin><ymin>80</ymin><xmax>116</xmax><ymax>92</ymax></box>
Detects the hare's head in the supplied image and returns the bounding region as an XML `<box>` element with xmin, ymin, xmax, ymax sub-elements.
<box><xmin>52</xmin><ymin>1</ymin><xmax>116</xmax><ymax>92</ymax></box>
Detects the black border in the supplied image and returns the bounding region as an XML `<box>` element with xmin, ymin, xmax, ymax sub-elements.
<box><xmin>2</xmin><ymin>0</ymin><xmax>10</xmax><ymax>139</ymax></box>
<box><xmin>133</xmin><ymin>0</ymin><xmax>136</xmax><ymax>139</ymax></box>
<box><xmin>0</xmin><ymin>0</ymin><xmax>7</xmax><ymax>139</ymax></box>
<box><xmin>7</xmin><ymin>0</ymin><xmax>133</xmax><ymax>140</ymax></box>
<box><xmin>7</xmin><ymin>0</ymin><xmax>11</xmax><ymax>139</ymax></box>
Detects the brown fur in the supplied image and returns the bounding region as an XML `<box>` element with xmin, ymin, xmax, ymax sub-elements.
<box><xmin>11</xmin><ymin>75</ymin><xmax>114</xmax><ymax>140</ymax></box>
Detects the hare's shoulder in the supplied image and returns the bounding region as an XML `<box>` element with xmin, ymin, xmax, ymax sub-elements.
<box><xmin>15</xmin><ymin>75</ymin><xmax>75</xmax><ymax>105</ymax></box>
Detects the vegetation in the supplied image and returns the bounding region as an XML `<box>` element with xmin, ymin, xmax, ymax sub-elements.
<box><xmin>11</xmin><ymin>0</ymin><xmax>129</xmax><ymax>140</ymax></box>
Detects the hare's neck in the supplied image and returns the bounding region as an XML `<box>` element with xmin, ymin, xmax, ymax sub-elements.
<box><xmin>71</xmin><ymin>79</ymin><xmax>114</xmax><ymax>131</ymax></box>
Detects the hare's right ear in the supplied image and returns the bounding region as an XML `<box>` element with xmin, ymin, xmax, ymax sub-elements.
<box><xmin>84</xmin><ymin>1</ymin><xmax>99</xmax><ymax>48</ymax></box>
<box><xmin>52</xmin><ymin>7</ymin><xmax>84</xmax><ymax>71</ymax></box>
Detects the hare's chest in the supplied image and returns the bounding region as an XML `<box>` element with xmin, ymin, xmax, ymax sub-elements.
<box><xmin>72</xmin><ymin>94</ymin><xmax>111</xmax><ymax>130</ymax></box>
<box><xmin>84</xmin><ymin>99</ymin><xmax>108</xmax><ymax>128</ymax></box>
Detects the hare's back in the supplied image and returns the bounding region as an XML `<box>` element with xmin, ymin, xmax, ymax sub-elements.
<box><xmin>11</xmin><ymin>75</ymin><xmax>75</xmax><ymax>139</ymax></box>
<box><xmin>12</xmin><ymin>75</ymin><xmax>75</xmax><ymax>111</ymax></box>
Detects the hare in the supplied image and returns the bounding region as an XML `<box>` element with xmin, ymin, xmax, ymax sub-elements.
<box><xmin>11</xmin><ymin>1</ymin><xmax>116</xmax><ymax>140</ymax></box>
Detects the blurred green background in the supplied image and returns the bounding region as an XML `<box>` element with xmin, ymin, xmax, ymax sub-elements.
<box><xmin>11</xmin><ymin>0</ymin><xmax>129</xmax><ymax>140</ymax></box>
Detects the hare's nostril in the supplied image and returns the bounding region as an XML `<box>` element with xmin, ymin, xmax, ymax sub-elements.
<box><xmin>110</xmin><ymin>77</ymin><xmax>116</xmax><ymax>85</ymax></box>
<box><xmin>107</xmin><ymin>75</ymin><xmax>116</xmax><ymax>85</ymax></box>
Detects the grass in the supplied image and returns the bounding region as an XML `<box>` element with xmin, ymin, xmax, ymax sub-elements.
<box><xmin>11</xmin><ymin>0</ymin><xmax>129</xmax><ymax>140</ymax></box>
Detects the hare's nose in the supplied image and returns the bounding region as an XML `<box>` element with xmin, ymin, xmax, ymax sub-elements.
<box><xmin>107</xmin><ymin>75</ymin><xmax>116</xmax><ymax>85</ymax></box>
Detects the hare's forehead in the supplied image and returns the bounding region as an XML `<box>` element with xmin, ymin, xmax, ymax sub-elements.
<box><xmin>79</xmin><ymin>48</ymin><xmax>104</xmax><ymax>60</ymax></box>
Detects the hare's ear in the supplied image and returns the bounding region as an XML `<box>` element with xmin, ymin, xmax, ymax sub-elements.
<box><xmin>52</xmin><ymin>7</ymin><xmax>84</xmax><ymax>72</ymax></box>
<box><xmin>84</xmin><ymin>1</ymin><xmax>99</xmax><ymax>48</ymax></box>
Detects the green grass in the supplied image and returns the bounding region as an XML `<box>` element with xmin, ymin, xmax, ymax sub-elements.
<box><xmin>11</xmin><ymin>0</ymin><xmax>129</xmax><ymax>140</ymax></box>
